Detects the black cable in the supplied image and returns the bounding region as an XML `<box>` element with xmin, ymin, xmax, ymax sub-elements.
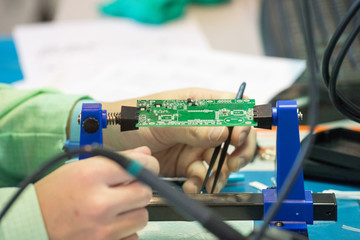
<box><xmin>200</xmin><ymin>82</ymin><xmax>246</xmax><ymax>194</ymax></box>
<box><xmin>322</xmin><ymin>0</ymin><xmax>360</xmax><ymax>87</ymax></box>
<box><xmin>210</xmin><ymin>83</ymin><xmax>246</xmax><ymax>193</ymax></box>
<box><xmin>328</xmin><ymin>23</ymin><xmax>360</xmax><ymax>122</ymax></box>
<box><xmin>321</xmin><ymin>0</ymin><xmax>360</xmax><ymax>123</ymax></box>
<box><xmin>200</xmin><ymin>145</ymin><xmax>220</xmax><ymax>193</ymax></box>
<box><xmin>198</xmin><ymin>82</ymin><xmax>246</xmax><ymax>194</ymax></box>
<box><xmin>0</xmin><ymin>147</ymin><xmax>245</xmax><ymax>240</ymax></box>
<box><xmin>251</xmin><ymin>0</ymin><xmax>319</xmax><ymax>239</ymax></box>
<box><xmin>210</xmin><ymin>127</ymin><xmax>233</xmax><ymax>193</ymax></box>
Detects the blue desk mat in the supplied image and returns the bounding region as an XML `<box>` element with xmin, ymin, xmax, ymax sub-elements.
<box><xmin>222</xmin><ymin>171</ymin><xmax>360</xmax><ymax>239</ymax></box>
<box><xmin>0</xmin><ymin>36</ymin><xmax>23</xmax><ymax>84</ymax></box>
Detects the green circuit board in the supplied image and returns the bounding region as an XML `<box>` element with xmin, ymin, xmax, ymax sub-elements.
<box><xmin>136</xmin><ymin>99</ymin><xmax>257</xmax><ymax>127</ymax></box>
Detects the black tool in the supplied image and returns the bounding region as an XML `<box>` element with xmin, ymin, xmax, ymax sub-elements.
<box><xmin>200</xmin><ymin>82</ymin><xmax>247</xmax><ymax>193</ymax></box>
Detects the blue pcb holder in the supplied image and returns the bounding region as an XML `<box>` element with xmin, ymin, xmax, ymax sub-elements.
<box><xmin>262</xmin><ymin>100</ymin><xmax>313</xmax><ymax>235</ymax></box>
<box><xmin>78</xmin><ymin>101</ymin><xmax>314</xmax><ymax>235</ymax></box>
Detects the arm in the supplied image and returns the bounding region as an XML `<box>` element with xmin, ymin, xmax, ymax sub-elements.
<box><xmin>0</xmin><ymin>85</ymin><xmax>158</xmax><ymax>240</ymax></box>
<box><xmin>0</xmin><ymin>83</ymin><xmax>91</xmax><ymax>187</ymax></box>
<box><xmin>0</xmin><ymin>185</ymin><xmax>48</xmax><ymax>240</ymax></box>
<box><xmin>0</xmin><ymin>84</ymin><xmax>91</xmax><ymax>239</ymax></box>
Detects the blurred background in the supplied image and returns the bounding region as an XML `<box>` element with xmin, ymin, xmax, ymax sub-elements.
<box><xmin>1</xmin><ymin>0</ymin><xmax>360</xmax><ymax>124</ymax></box>
<box><xmin>0</xmin><ymin>0</ymin><xmax>58</xmax><ymax>34</ymax></box>
<box><xmin>2</xmin><ymin>2</ymin><xmax>360</xmax><ymax>238</ymax></box>
<box><xmin>0</xmin><ymin>0</ymin><xmax>263</xmax><ymax>54</ymax></box>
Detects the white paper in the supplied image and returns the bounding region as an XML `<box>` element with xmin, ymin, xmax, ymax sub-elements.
<box><xmin>323</xmin><ymin>189</ymin><xmax>360</xmax><ymax>200</ymax></box>
<box><xmin>14</xmin><ymin>19</ymin><xmax>305</xmax><ymax>104</ymax></box>
<box><xmin>14</xmin><ymin>17</ymin><xmax>210</xmax><ymax>84</ymax></box>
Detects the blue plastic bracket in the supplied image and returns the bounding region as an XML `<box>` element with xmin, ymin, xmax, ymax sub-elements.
<box><xmin>79</xmin><ymin>103</ymin><xmax>107</xmax><ymax>159</ymax></box>
<box><xmin>263</xmin><ymin>100</ymin><xmax>313</xmax><ymax>235</ymax></box>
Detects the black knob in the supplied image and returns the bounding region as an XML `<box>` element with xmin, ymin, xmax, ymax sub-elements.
<box><xmin>83</xmin><ymin>117</ymin><xmax>100</xmax><ymax>134</ymax></box>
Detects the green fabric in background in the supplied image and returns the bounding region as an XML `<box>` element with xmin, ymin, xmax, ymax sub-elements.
<box><xmin>99</xmin><ymin>0</ymin><xmax>230</xmax><ymax>24</ymax></box>
<box><xmin>100</xmin><ymin>0</ymin><xmax>189</xmax><ymax>24</ymax></box>
<box><xmin>192</xmin><ymin>0</ymin><xmax>229</xmax><ymax>5</ymax></box>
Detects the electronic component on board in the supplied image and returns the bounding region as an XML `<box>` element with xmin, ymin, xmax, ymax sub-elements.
<box><xmin>136</xmin><ymin>99</ymin><xmax>257</xmax><ymax>127</ymax></box>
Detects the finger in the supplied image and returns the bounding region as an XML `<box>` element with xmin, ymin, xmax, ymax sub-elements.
<box><xmin>201</xmin><ymin>147</ymin><xmax>231</xmax><ymax>193</ymax></box>
<box><xmin>120</xmin><ymin>233</ymin><xmax>138</xmax><ymax>240</ymax></box>
<box><xmin>111</xmin><ymin>208</ymin><xmax>148</xmax><ymax>240</ymax></box>
<box><xmin>202</xmin><ymin>147</ymin><xmax>222</xmax><ymax>165</ymax></box>
<box><xmin>182</xmin><ymin>160</ymin><xmax>208</xmax><ymax>193</ymax></box>
<box><xmin>105</xmin><ymin>151</ymin><xmax>160</xmax><ymax>186</ymax></box>
<box><xmin>206</xmin><ymin>161</ymin><xmax>231</xmax><ymax>193</ymax></box>
<box><xmin>170</xmin><ymin>145</ymin><xmax>207</xmax><ymax>177</ymax></box>
<box><xmin>128</xmin><ymin>146</ymin><xmax>152</xmax><ymax>155</ymax></box>
<box><xmin>227</xmin><ymin>129</ymin><xmax>257</xmax><ymax>172</ymax></box>
<box><xmin>108</xmin><ymin>181</ymin><xmax>152</xmax><ymax>215</ymax></box>
<box><xmin>169</xmin><ymin>126</ymin><xmax>229</xmax><ymax>148</ymax></box>
<box><xmin>121</xmin><ymin>150</ymin><xmax>160</xmax><ymax>175</ymax></box>
<box><xmin>230</xmin><ymin>126</ymin><xmax>251</xmax><ymax>147</ymax></box>
<box><xmin>77</xmin><ymin>147</ymin><xmax>159</xmax><ymax>187</ymax></box>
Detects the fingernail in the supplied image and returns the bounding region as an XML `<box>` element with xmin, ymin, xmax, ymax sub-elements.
<box><xmin>209</xmin><ymin>127</ymin><xmax>226</xmax><ymax>143</ymax></box>
<box><xmin>238</xmin><ymin>131</ymin><xmax>247</xmax><ymax>146</ymax></box>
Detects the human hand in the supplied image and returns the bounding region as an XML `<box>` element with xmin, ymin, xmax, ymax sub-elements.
<box><xmin>102</xmin><ymin>88</ymin><xmax>257</xmax><ymax>193</ymax></box>
<box><xmin>35</xmin><ymin>146</ymin><xmax>159</xmax><ymax>240</ymax></box>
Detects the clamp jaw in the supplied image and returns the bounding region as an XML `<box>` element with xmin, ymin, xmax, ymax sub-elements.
<box><xmin>78</xmin><ymin>103</ymin><xmax>139</xmax><ymax>159</ymax></box>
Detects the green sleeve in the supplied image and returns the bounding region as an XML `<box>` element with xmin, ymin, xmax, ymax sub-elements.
<box><xmin>0</xmin><ymin>185</ymin><xmax>48</xmax><ymax>240</ymax></box>
<box><xmin>0</xmin><ymin>84</ymin><xmax>93</xmax><ymax>238</ymax></box>
<box><xmin>0</xmin><ymin>83</ymin><xmax>92</xmax><ymax>187</ymax></box>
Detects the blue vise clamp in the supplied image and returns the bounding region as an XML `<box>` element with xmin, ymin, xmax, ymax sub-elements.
<box><xmin>79</xmin><ymin>101</ymin><xmax>313</xmax><ymax>235</ymax></box>
<box><xmin>78</xmin><ymin>103</ymin><xmax>139</xmax><ymax>159</ymax></box>
<box><xmin>254</xmin><ymin>100</ymin><xmax>313</xmax><ymax>235</ymax></box>
<box><xmin>79</xmin><ymin>103</ymin><xmax>107</xmax><ymax>159</ymax></box>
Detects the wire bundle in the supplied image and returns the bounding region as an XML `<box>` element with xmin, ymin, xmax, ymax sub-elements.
<box><xmin>322</xmin><ymin>0</ymin><xmax>360</xmax><ymax>123</ymax></box>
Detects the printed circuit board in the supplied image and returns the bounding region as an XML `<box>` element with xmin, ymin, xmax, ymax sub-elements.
<box><xmin>136</xmin><ymin>99</ymin><xmax>257</xmax><ymax>127</ymax></box>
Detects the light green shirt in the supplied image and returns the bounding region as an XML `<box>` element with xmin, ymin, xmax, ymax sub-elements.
<box><xmin>0</xmin><ymin>83</ymin><xmax>91</xmax><ymax>239</ymax></box>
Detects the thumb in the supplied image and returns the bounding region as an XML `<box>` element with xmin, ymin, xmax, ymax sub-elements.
<box><xmin>170</xmin><ymin>126</ymin><xmax>229</xmax><ymax>148</ymax></box>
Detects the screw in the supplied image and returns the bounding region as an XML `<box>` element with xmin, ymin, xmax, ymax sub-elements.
<box><xmin>83</xmin><ymin>117</ymin><xmax>100</xmax><ymax>134</ymax></box>
<box><xmin>297</xmin><ymin>108</ymin><xmax>303</xmax><ymax>121</ymax></box>
<box><xmin>274</xmin><ymin>221</ymin><xmax>284</xmax><ymax>227</ymax></box>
